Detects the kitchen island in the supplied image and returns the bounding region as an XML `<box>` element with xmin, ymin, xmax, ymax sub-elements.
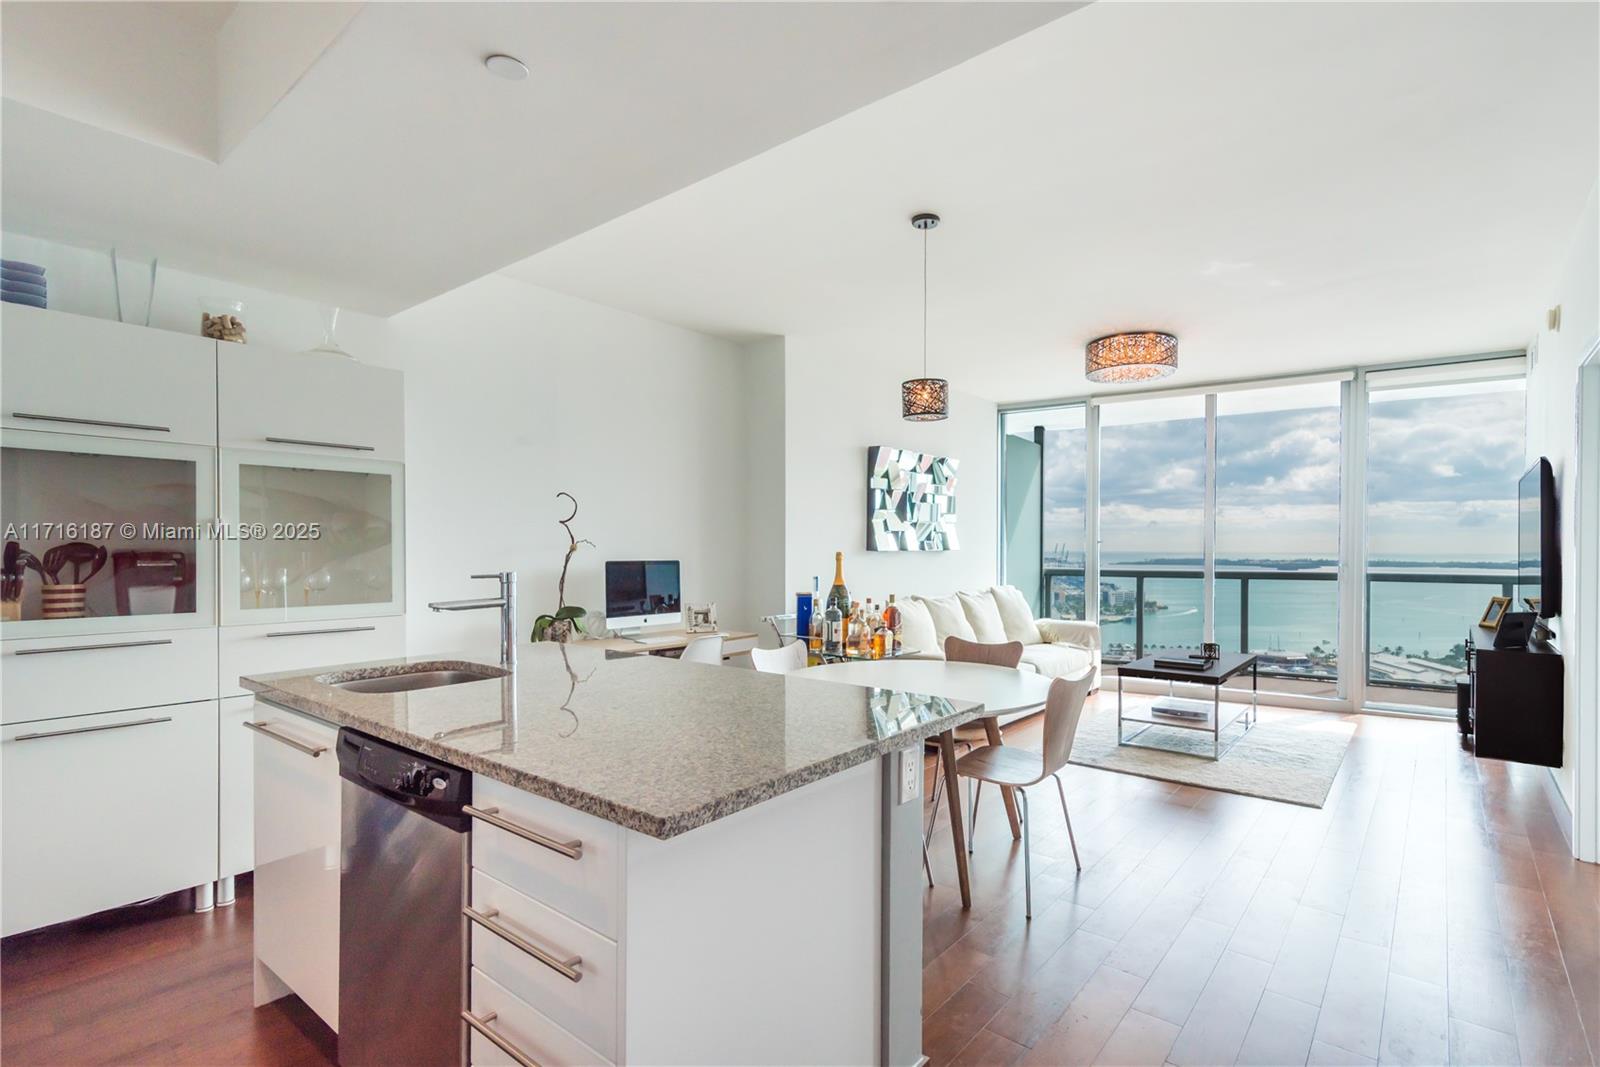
<box><xmin>242</xmin><ymin>642</ymin><xmax>980</xmax><ymax>1067</ymax></box>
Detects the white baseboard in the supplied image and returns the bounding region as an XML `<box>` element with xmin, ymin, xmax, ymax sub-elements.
<box><xmin>1543</xmin><ymin>767</ymin><xmax>1575</xmax><ymax>854</ymax></box>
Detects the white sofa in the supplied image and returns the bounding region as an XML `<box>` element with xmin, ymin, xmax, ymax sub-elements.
<box><xmin>899</xmin><ymin>585</ymin><xmax>1101</xmax><ymax>695</ymax></box>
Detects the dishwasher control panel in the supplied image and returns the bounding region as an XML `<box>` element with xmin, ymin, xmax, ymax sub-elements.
<box><xmin>336</xmin><ymin>728</ymin><xmax>471</xmax><ymax>815</ymax></box>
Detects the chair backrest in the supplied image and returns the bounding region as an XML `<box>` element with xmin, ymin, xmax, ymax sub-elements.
<box><xmin>1040</xmin><ymin>668</ymin><xmax>1095</xmax><ymax>776</ymax></box>
<box><xmin>943</xmin><ymin>635</ymin><xmax>1024</xmax><ymax>669</ymax></box>
<box><xmin>750</xmin><ymin>641</ymin><xmax>807</xmax><ymax>674</ymax></box>
<box><xmin>679</xmin><ymin>635</ymin><xmax>724</xmax><ymax>664</ymax></box>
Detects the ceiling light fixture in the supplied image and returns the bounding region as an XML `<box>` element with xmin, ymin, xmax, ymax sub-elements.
<box><xmin>1084</xmin><ymin>331</ymin><xmax>1179</xmax><ymax>384</ymax></box>
<box><xmin>902</xmin><ymin>212</ymin><xmax>949</xmax><ymax>422</ymax></box>
<box><xmin>483</xmin><ymin>54</ymin><xmax>529</xmax><ymax>81</ymax></box>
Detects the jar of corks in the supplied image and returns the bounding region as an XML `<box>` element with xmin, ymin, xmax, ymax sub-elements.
<box><xmin>201</xmin><ymin>298</ymin><xmax>247</xmax><ymax>343</ymax></box>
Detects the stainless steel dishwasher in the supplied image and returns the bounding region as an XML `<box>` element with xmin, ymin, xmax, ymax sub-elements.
<box><xmin>336</xmin><ymin>728</ymin><xmax>471</xmax><ymax>1067</ymax></box>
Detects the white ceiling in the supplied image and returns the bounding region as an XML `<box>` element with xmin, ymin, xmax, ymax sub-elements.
<box><xmin>1</xmin><ymin>1</ymin><xmax>1075</xmax><ymax>315</ymax></box>
<box><xmin>502</xmin><ymin>1</ymin><xmax>1600</xmax><ymax>403</ymax></box>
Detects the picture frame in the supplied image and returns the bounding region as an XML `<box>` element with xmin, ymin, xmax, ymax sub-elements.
<box><xmin>686</xmin><ymin>603</ymin><xmax>718</xmax><ymax>633</ymax></box>
<box><xmin>1523</xmin><ymin>596</ymin><xmax>1541</xmax><ymax>616</ymax></box>
<box><xmin>1479</xmin><ymin>595</ymin><xmax>1512</xmax><ymax>630</ymax></box>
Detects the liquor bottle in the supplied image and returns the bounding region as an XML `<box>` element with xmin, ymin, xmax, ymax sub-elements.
<box><xmin>871</xmin><ymin>616</ymin><xmax>887</xmax><ymax>659</ymax></box>
<box><xmin>795</xmin><ymin>591</ymin><xmax>814</xmax><ymax>648</ymax></box>
<box><xmin>848</xmin><ymin>600</ymin><xmax>861</xmax><ymax>650</ymax></box>
<box><xmin>884</xmin><ymin>594</ymin><xmax>902</xmax><ymax>653</ymax></box>
<box><xmin>823</xmin><ymin>598</ymin><xmax>844</xmax><ymax>655</ymax></box>
<box><xmin>808</xmin><ymin>578</ymin><xmax>824</xmax><ymax>654</ymax></box>
<box><xmin>859</xmin><ymin>601</ymin><xmax>874</xmax><ymax>655</ymax></box>
<box><xmin>826</xmin><ymin>553</ymin><xmax>850</xmax><ymax>621</ymax></box>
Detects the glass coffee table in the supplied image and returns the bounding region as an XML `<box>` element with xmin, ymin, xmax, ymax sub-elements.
<box><xmin>1115</xmin><ymin>651</ymin><xmax>1259</xmax><ymax>760</ymax></box>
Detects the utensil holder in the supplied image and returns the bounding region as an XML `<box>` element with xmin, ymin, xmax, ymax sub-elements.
<box><xmin>0</xmin><ymin>599</ymin><xmax>20</xmax><ymax>622</ymax></box>
<box><xmin>41</xmin><ymin>583</ymin><xmax>87</xmax><ymax>619</ymax></box>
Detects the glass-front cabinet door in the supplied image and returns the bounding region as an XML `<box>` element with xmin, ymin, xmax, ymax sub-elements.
<box><xmin>219</xmin><ymin>450</ymin><xmax>404</xmax><ymax>624</ymax></box>
<box><xmin>1</xmin><ymin>429</ymin><xmax>217</xmax><ymax>635</ymax></box>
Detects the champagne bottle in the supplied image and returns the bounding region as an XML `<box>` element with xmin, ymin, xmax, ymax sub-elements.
<box><xmin>826</xmin><ymin>553</ymin><xmax>850</xmax><ymax>620</ymax></box>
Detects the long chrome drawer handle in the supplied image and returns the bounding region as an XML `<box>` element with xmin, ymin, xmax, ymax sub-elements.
<box><xmin>13</xmin><ymin>716</ymin><xmax>172</xmax><ymax>742</ymax></box>
<box><xmin>264</xmin><ymin>625</ymin><xmax>377</xmax><ymax>639</ymax></box>
<box><xmin>264</xmin><ymin>436</ymin><xmax>375</xmax><ymax>452</ymax></box>
<box><xmin>242</xmin><ymin>720</ymin><xmax>328</xmax><ymax>757</ymax></box>
<box><xmin>463</xmin><ymin>906</ymin><xmax>583</xmax><ymax>983</ymax></box>
<box><xmin>461</xmin><ymin>1010</ymin><xmax>543</xmax><ymax>1067</ymax></box>
<box><xmin>14</xmin><ymin>638</ymin><xmax>174</xmax><ymax>656</ymax></box>
<box><xmin>464</xmin><ymin>804</ymin><xmax>582</xmax><ymax>860</ymax></box>
<box><xmin>11</xmin><ymin>412</ymin><xmax>171</xmax><ymax>433</ymax></box>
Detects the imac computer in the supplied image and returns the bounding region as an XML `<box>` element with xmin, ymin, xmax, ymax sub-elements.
<box><xmin>605</xmin><ymin>560</ymin><xmax>683</xmax><ymax>636</ymax></box>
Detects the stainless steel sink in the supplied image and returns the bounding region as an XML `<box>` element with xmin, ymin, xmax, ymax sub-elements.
<box><xmin>324</xmin><ymin>666</ymin><xmax>507</xmax><ymax>694</ymax></box>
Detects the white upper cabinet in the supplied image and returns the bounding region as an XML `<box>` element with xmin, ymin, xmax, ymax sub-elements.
<box><xmin>219</xmin><ymin>346</ymin><xmax>404</xmax><ymax>462</ymax></box>
<box><xmin>1</xmin><ymin>304</ymin><xmax>217</xmax><ymax>446</ymax></box>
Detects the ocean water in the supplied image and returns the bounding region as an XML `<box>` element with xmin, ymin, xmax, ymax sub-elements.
<box><xmin>1089</xmin><ymin>574</ymin><xmax>1505</xmax><ymax>662</ymax></box>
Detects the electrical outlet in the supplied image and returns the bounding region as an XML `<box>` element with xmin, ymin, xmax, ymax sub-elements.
<box><xmin>899</xmin><ymin>749</ymin><xmax>920</xmax><ymax>805</ymax></box>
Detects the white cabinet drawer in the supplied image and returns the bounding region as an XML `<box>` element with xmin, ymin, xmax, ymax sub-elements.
<box><xmin>251</xmin><ymin>703</ymin><xmax>340</xmax><ymax>1030</ymax></box>
<box><xmin>1</xmin><ymin>627</ymin><xmax>217</xmax><ymax>724</ymax></box>
<box><xmin>469</xmin><ymin>968</ymin><xmax>612</xmax><ymax>1067</ymax></box>
<box><xmin>219</xmin><ymin>346</ymin><xmax>403</xmax><ymax>461</ymax></box>
<box><xmin>469</xmin><ymin>870</ymin><xmax>618</xmax><ymax>1062</ymax></box>
<box><xmin>471</xmin><ymin>777</ymin><xmax>621</xmax><ymax>939</ymax></box>
<box><xmin>1</xmin><ymin>304</ymin><xmax>217</xmax><ymax>445</ymax></box>
<box><xmin>1</xmin><ymin>701</ymin><xmax>218</xmax><ymax>935</ymax></box>
<box><xmin>218</xmin><ymin>616</ymin><xmax>405</xmax><ymax>697</ymax></box>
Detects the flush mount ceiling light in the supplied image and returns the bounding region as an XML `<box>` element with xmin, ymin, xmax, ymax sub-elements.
<box><xmin>483</xmin><ymin>54</ymin><xmax>529</xmax><ymax>81</ymax></box>
<box><xmin>1084</xmin><ymin>331</ymin><xmax>1179</xmax><ymax>384</ymax></box>
<box><xmin>902</xmin><ymin>212</ymin><xmax>949</xmax><ymax>422</ymax></box>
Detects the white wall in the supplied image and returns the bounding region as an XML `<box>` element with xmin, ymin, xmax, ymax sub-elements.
<box><xmin>782</xmin><ymin>333</ymin><xmax>998</xmax><ymax>607</ymax></box>
<box><xmin>742</xmin><ymin>337</ymin><xmax>788</xmax><ymax>634</ymax></box>
<box><xmin>384</xmin><ymin>274</ymin><xmax>751</xmax><ymax>651</ymax></box>
<box><xmin>2</xmin><ymin>232</ymin><xmax>756</xmax><ymax>652</ymax></box>
<box><xmin>1524</xmin><ymin>182</ymin><xmax>1599</xmax><ymax>816</ymax></box>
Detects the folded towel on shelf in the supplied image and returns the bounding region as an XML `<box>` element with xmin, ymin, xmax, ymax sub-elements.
<box><xmin>2</xmin><ymin>269</ymin><xmax>48</xmax><ymax>286</ymax></box>
<box><xmin>0</xmin><ymin>259</ymin><xmax>45</xmax><ymax>277</ymax></box>
<box><xmin>1</xmin><ymin>292</ymin><xmax>47</xmax><ymax>308</ymax></box>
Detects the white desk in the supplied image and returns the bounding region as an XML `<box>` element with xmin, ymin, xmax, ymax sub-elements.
<box><xmin>804</xmin><ymin>660</ymin><xmax>1052</xmax><ymax>908</ymax></box>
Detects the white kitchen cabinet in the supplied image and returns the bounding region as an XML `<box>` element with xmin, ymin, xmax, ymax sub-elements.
<box><xmin>1</xmin><ymin>304</ymin><xmax>217</xmax><ymax>446</ymax></box>
<box><xmin>217</xmin><ymin>616</ymin><xmax>405</xmax><ymax>699</ymax></box>
<box><xmin>251</xmin><ymin>702</ymin><xmax>341</xmax><ymax>1030</ymax></box>
<box><xmin>218</xmin><ymin>346</ymin><xmax>404</xmax><ymax>462</ymax></box>
<box><xmin>2</xmin><ymin>626</ymin><xmax>217</xmax><ymax>724</ymax></box>
<box><xmin>1</xmin><ymin>429</ymin><xmax>217</xmax><ymax>638</ymax></box>
<box><xmin>219</xmin><ymin>449</ymin><xmax>405</xmax><ymax>625</ymax></box>
<box><xmin>0</xmin><ymin>701</ymin><xmax>218</xmax><ymax>936</ymax></box>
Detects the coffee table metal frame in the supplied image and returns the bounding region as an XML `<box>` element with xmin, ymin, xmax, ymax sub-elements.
<box><xmin>1116</xmin><ymin>655</ymin><xmax>1260</xmax><ymax>761</ymax></box>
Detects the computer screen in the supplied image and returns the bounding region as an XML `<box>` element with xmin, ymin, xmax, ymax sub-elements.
<box><xmin>604</xmin><ymin>560</ymin><xmax>682</xmax><ymax>627</ymax></box>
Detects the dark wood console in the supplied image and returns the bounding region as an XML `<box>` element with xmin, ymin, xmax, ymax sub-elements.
<box><xmin>1466</xmin><ymin>624</ymin><xmax>1564</xmax><ymax>767</ymax></box>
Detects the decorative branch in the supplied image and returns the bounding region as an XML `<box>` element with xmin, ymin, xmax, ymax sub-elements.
<box><xmin>555</xmin><ymin>491</ymin><xmax>594</xmax><ymax>613</ymax></box>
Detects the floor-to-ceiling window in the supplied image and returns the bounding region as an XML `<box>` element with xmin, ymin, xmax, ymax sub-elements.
<box><xmin>1364</xmin><ymin>364</ymin><xmax>1526</xmax><ymax>709</ymax></box>
<box><xmin>1215</xmin><ymin>382</ymin><xmax>1343</xmax><ymax>697</ymax></box>
<box><xmin>1097</xmin><ymin>395</ymin><xmax>1207</xmax><ymax>663</ymax></box>
<box><xmin>998</xmin><ymin>355</ymin><xmax>1527</xmax><ymax>713</ymax></box>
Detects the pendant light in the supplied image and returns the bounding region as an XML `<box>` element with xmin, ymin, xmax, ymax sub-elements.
<box><xmin>902</xmin><ymin>212</ymin><xmax>949</xmax><ymax>421</ymax></box>
<box><xmin>1084</xmin><ymin>331</ymin><xmax>1179</xmax><ymax>383</ymax></box>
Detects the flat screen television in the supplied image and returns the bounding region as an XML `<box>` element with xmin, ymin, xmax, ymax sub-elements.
<box><xmin>1518</xmin><ymin>458</ymin><xmax>1560</xmax><ymax>617</ymax></box>
<box><xmin>604</xmin><ymin>560</ymin><xmax>682</xmax><ymax>630</ymax></box>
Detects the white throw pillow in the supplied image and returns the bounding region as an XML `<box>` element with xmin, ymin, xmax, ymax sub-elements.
<box><xmin>990</xmin><ymin>585</ymin><xmax>1044</xmax><ymax>645</ymax></box>
<box><xmin>895</xmin><ymin>597</ymin><xmax>941</xmax><ymax>659</ymax></box>
<box><xmin>956</xmin><ymin>589</ymin><xmax>1008</xmax><ymax>644</ymax></box>
<box><xmin>917</xmin><ymin>592</ymin><xmax>976</xmax><ymax>649</ymax></box>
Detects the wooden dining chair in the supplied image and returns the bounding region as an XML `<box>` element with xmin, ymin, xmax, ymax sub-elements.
<box><xmin>921</xmin><ymin>637</ymin><xmax>1025</xmax><ymax>885</ymax></box>
<box><xmin>955</xmin><ymin>669</ymin><xmax>1093</xmax><ymax>918</ymax></box>
<box><xmin>749</xmin><ymin>641</ymin><xmax>807</xmax><ymax>674</ymax></box>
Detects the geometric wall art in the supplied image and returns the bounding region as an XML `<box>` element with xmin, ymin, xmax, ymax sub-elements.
<box><xmin>867</xmin><ymin>446</ymin><xmax>959</xmax><ymax>552</ymax></box>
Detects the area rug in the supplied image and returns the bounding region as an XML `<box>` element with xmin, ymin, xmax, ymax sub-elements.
<box><xmin>1067</xmin><ymin>706</ymin><xmax>1356</xmax><ymax>808</ymax></box>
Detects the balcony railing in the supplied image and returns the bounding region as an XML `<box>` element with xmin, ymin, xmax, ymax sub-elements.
<box><xmin>1040</xmin><ymin>565</ymin><xmax>1516</xmax><ymax>692</ymax></box>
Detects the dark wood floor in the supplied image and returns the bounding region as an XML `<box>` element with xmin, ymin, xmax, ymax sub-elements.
<box><xmin>3</xmin><ymin>698</ymin><xmax>1594</xmax><ymax>1067</ymax></box>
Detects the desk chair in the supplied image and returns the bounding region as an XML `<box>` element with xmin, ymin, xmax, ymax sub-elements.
<box><xmin>956</xmin><ymin>670</ymin><xmax>1092</xmax><ymax>917</ymax></box>
<box><xmin>679</xmin><ymin>635</ymin><xmax>724</xmax><ymax>664</ymax></box>
<box><xmin>750</xmin><ymin>641</ymin><xmax>807</xmax><ymax>674</ymax></box>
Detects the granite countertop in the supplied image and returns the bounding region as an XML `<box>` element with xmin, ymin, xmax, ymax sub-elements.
<box><xmin>241</xmin><ymin>642</ymin><xmax>982</xmax><ymax>839</ymax></box>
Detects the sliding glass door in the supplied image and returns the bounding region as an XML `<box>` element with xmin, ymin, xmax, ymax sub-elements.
<box><xmin>1215</xmin><ymin>382</ymin><xmax>1343</xmax><ymax>698</ymax></box>
<box><xmin>1364</xmin><ymin>368</ymin><xmax>1525</xmax><ymax>710</ymax></box>
<box><xmin>1097</xmin><ymin>396</ymin><xmax>1207</xmax><ymax>664</ymax></box>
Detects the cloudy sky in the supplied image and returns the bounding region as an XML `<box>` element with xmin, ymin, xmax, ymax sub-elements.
<box><xmin>1034</xmin><ymin>383</ymin><xmax>1525</xmax><ymax>563</ymax></box>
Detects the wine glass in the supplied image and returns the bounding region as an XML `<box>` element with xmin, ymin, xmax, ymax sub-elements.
<box><xmin>303</xmin><ymin>567</ymin><xmax>333</xmax><ymax>606</ymax></box>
